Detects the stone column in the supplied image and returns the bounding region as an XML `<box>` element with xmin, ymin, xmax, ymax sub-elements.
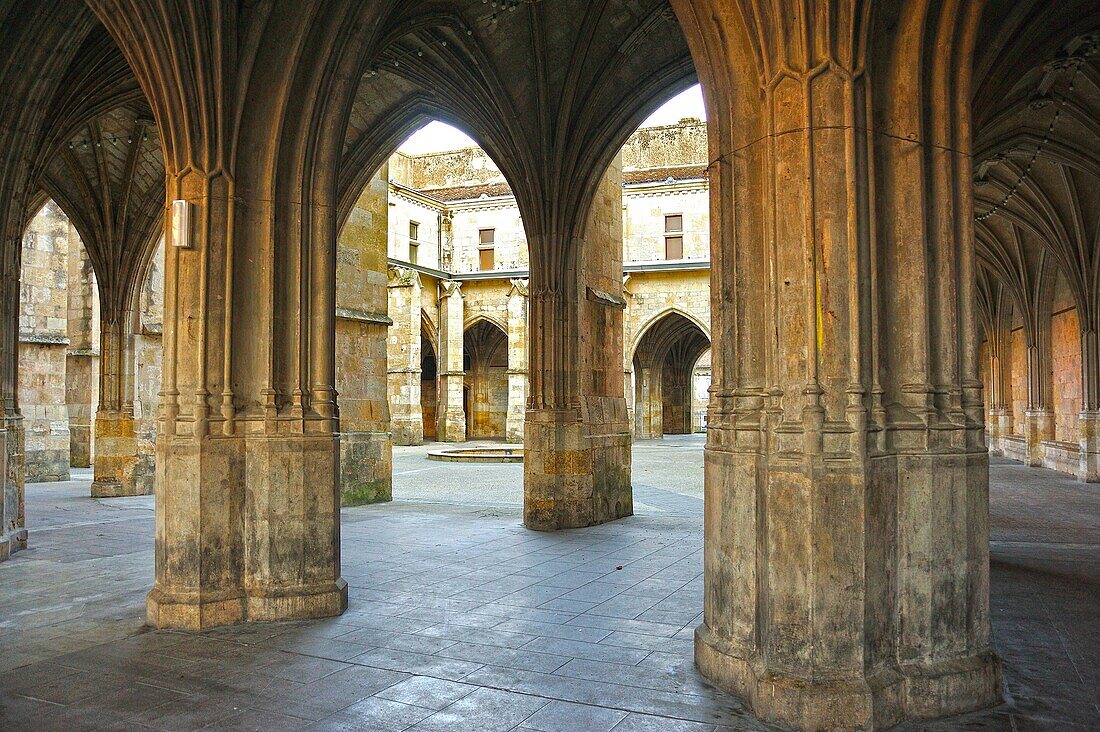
<box><xmin>986</xmin><ymin>340</ymin><xmax>1014</xmax><ymax>455</ymax></box>
<box><xmin>505</xmin><ymin>279</ymin><xmax>528</xmax><ymax>443</ymax></box>
<box><xmin>1023</xmin><ymin>319</ymin><xmax>1055</xmax><ymax>466</ymax></box>
<box><xmin>525</xmin><ymin>156</ymin><xmax>631</xmax><ymax>530</ymax></box>
<box><xmin>1080</xmin><ymin>326</ymin><xmax>1100</xmax><ymax>481</ymax></box>
<box><xmin>437</xmin><ymin>280</ymin><xmax>466</xmax><ymax>442</ymax></box>
<box><xmin>143</xmin><ymin>163</ymin><xmax>348</xmax><ymax>627</ymax></box>
<box><xmin>1</xmin><ymin>210</ymin><xmax>26</xmax><ymax>559</ymax></box>
<box><xmin>661</xmin><ymin>361</ymin><xmax>692</xmax><ymax>435</ymax></box>
<box><xmin>633</xmin><ymin>365</ymin><xmax>662</xmax><ymax>439</ymax></box>
<box><xmin>66</xmin><ymin>241</ymin><xmax>97</xmax><ymax>468</ymax></box>
<box><xmin>0</xmin><ymin>286</ymin><xmax>24</xmax><ymax>560</ymax></box>
<box><xmin>673</xmin><ymin>0</ymin><xmax>1001</xmax><ymax>727</ymax></box>
<box><xmin>132</xmin><ymin>240</ymin><xmax>165</xmax><ymax>496</ymax></box>
<box><xmin>978</xmin><ymin>281</ymin><xmax>1014</xmax><ymax>457</ymax></box>
<box><xmin>336</xmin><ymin>168</ymin><xmax>392</xmax><ymax>506</ymax></box>
<box><xmin>91</xmin><ymin>314</ymin><xmax>142</xmax><ymax>497</ymax></box>
<box><xmin>387</xmin><ymin>266</ymin><xmax>424</xmax><ymax>446</ymax></box>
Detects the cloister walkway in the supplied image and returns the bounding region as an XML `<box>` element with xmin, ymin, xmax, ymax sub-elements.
<box><xmin>0</xmin><ymin>438</ymin><xmax>1096</xmax><ymax>730</ymax></box>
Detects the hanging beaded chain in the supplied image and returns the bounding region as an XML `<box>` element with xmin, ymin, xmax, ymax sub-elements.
<box><xmin>974</xmin><ymin>57</ymin><xmax>1086</xmax><ymax>223</ymax></box>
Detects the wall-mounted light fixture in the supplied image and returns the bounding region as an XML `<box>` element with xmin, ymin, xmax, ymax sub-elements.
<box><xmin>170</xmin><ymin>199</ymin><xmax>193</xmax><ymax>249</ymax></box>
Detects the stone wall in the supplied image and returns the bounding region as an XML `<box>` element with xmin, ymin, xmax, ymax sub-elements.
<box><xmin>396</xmin><ymin>147</ymin><xmax>506</xmax><ymax>191</ymax></box>
<box><xmin>66</xmin><ymin>240</ymin><xmax>98</xmax><ymax>467</ymax></box>
<box><xmin>449</xmin><ymin>202</ymin><xmax>527</xmax><ymax>273</ymax></box>
<box><xmin>19</xmin><ymin>201</ymin><xmax>74</xmax><ymax>482</ymax></box>
<box><xmin>620</xmin><ymin>121</ymin><xmax>707</xmax><ymax>170</ymax></box>
<box><xmin>623</xmin><ymin>185</ymin><xmax>709</xmax><ymax>262</ymax></box>
<box><xmin>388</xmin><ymin>189</ymin><xmax>445</xmax><ymax>270</ymax></box>
<box><xmin>463</xmin><ymin>320</ymin><xmax>508</xmax><ymax>439</ymax></box>
<box><xmin>336</xmin><ymin>166</ymin><xmax>392</xmax><ymax>505</ymax></box>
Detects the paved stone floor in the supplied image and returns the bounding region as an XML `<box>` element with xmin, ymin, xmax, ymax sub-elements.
<box><xmin>0</xmin><ymin>437</ymin><xmax>1096</xmax><ymax>730</ymax></box>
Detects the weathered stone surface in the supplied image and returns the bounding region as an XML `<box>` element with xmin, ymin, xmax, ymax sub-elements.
<box><xmin>387</xmin><ymin>267</ymin><xmax>425</xmax><ymax>446</ymax></box>
<box><xmin>525</xmin><ymin>157</ymin><xmax>632</xmax><ymax>531</ymax></box>
<box><xmin>337</xmin><ymin>166</ymin><xmax>392</xmax><ymax>506</ymax></box>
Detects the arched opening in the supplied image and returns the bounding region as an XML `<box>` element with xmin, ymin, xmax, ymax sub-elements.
<box><xmin>631</xmin><ymin>311</ymin><xmax>710</xmax><ymax>439</ymax></box>
<box><xmin>462</xmin><ymin>319</ymin><xmax>509</xmax><ymax>440</ymax></box>
<box><xmin>18</xmin><ymin>199</ymin><xmax>99</xmax><ymax>484</ymax></box>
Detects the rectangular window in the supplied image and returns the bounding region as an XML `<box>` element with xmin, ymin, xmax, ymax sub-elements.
<box><xmin>664</xmin><ymin>214</ymin><xmax>683</xmax><ymax>260</ymax></box>
<box><xmin>408</xmin><ymin>221</ymin><xmax>420</xmax><ymax>264</ymax></box>
<box><xmin>665</xmin><ymin>235</ymin><xmax>683</xmax><ymax>260</ymax></box>
<box><xmin>479</xmin><ymin>247</ymin><xmax>495</xmax><ymax>271</ymax></box>
<box><xmin>479</xmin><ymin>229</ymin><xmax>495</xmax><ymax>271</ymax></box>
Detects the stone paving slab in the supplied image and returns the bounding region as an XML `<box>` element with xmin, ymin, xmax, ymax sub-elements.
<box><xmin>0</xmin><ymin>439</ymin><xmax>1097</xmax><ymax>730</ymax></box>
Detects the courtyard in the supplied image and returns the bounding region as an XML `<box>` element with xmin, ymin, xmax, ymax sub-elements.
<box><xmin>0</xmin><ymin>437</ymin><xmax>1096</xmax><ymax>730</ymax></box>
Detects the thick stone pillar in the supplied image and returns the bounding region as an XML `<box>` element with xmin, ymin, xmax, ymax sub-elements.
<box><xmin>144</xmin><ymin>166</ymin><xmax>348</xmax><ymax>627</ymax></box>
<box><xmin>91</xmin><ymin>317</ymin><xmax>143</xmax><ymax>497</ymax></box>
<box><xmin>661</xmin><ymin>361</ymin><xmax>693</xmax><ymax>435</ymax></box>
<box><xmin>132</xmin><ymin>240</ymin><xmax>165</xmax><ymax>496</ymax></box>
<box><xmin>336</xmin><ymin>168</ymin><xmax>392</xmax><ymax>506</ymax></box>
<box><xmin>525</xmin><ymin>157</ymin><xmax>631</xmax><ymax>530</ymax></box>
<box><xmin>505</xmin><ymin>279</ymin><xmax>528</xmax><ymax>443</ymax></box>
<box><xmin>85</xmin><ymin>3</ymin><xmax>363</xmax><ymax>628</ymax></box>
<box><xmin>673</xmin><ymin>0</ymin><xmax>1000</xmax><ymax>727</ymax></box>
<box><xmin>977</xmin><ymin>279</ymin><xmax>1014</xmax><ymax>457</ymax></box>
<box><xmin>387</xmin><ymin>266</ymin><xmax>424</xmax><ymax>446</ymax></box>
<box><xmin>437</xmin><ymin>280</ymin><xmax>466</xmax><ymax>442</ymax></box>
<box><xmin>633</xmin><ymin>365</ymin><xmax>663</xmax><ymax>439</ymax></box>
<box><xmin>66</xmin><ymin>241</ymin><xmax>97</xmax><ymax>468</ymax></box>
<box><xmin>1</xmin><ymin>234</ymin><xmax>24</xmax><ymax>560</ymax></box>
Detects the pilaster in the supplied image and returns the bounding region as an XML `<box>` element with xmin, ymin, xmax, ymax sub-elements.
<box><xmin>387</xmin><ymin>266</ymin><xmax>424</xmax><ymax>446</ymax></box>
<box><xmin>1023</xmin><ymin>409</ymin><xmax>1055</xmax><ymax>466</ymax></box>
<box><xmin>634</xmin><ymin>365</ymin><xmax>662</xmax><ymax>439</ymax></box>
<box><xmin>506</xmin><ymin>279</ymin><xmax>528</xmax><ymax>443</ymax></box>
<box><xmin>1079</xmin><ymin>327</ymin><xmax>1100</xmax><ymax>481</ymax></box>
<box><xmin>438</xmin><ymin>280</ymin><xmax>466</xmax><ymax>442</ymax></box>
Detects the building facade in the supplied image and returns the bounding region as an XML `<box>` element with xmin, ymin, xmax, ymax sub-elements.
<box><xmin>381</xmin><ymin>120</ymin><xmax>713</xmax><ymax>453</ymax></box>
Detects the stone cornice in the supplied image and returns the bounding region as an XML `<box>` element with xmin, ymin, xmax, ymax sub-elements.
<box><xmin>335</xmin><ymin>308</ymin><xmax>392</xmax><ymax>325</ymax></box>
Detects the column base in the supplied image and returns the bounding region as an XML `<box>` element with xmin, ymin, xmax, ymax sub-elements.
<box><xmin>438</xmin><ymin>408</ymin><xmax>467</xmax><ymax>443</ymax></box>
<box><xmin>339</xmin><ymin>431</ymin><xmax>392</xmax><ymax>506</ymax></box>
<box><xmin>93</xmin><ymin>414</ymin><xmax>146</xmax><ymax>497</ymax></box>
<box><xmin>147</xmin><ymin>579</ymin><xmax>349</xmax><ymax>629</ymax></box>
<box><xmin>1079</xmin><ymin>413</ymin><xmax>1100</xmax><ymax>482</ymax></box>
<box><xmin>524</xmin><ymin>411</ymin><xmax>632</xmax><ymax>531</ymax></box>
<box><xmin>696</xmin><ymin>624</ymin><xmax>1002</xmax><ymax>730</ymax></box>
<box><xmin>91</xmin><ymin>477</ymin><xmax>149</xmax><ymax>498</ymax></box>
<box><xmin>0</xmin><ymin>527</ymin><xmax>28</xmax><ymax>562</ymax></box>
<box><xmin>390</xmin><ymin>416</ymin><xmax>424</xmax><ymax>446</ymax></box>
